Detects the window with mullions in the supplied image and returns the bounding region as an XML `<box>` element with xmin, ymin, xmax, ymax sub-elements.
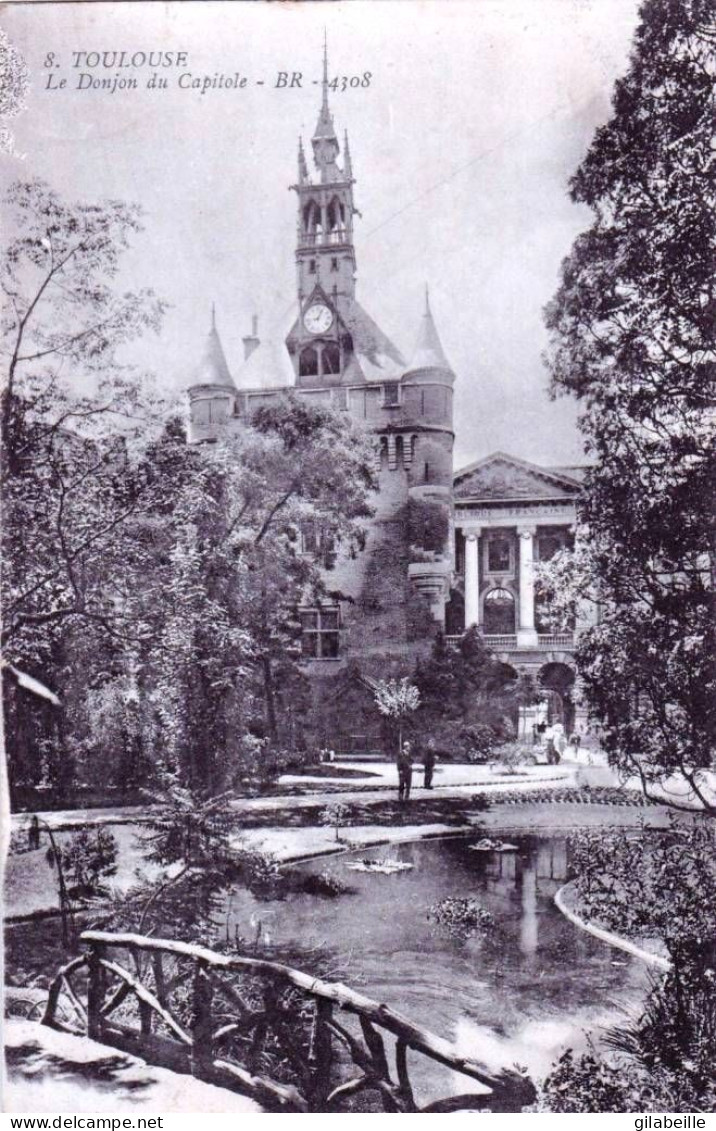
<box><xmin>300</xmin><ymin>522</ymin><xmax>337</xmax><ymax>569</ymax></box>
<box><xmin>301</xmin><ymin>608</ymin><xmax>340</xmax><ymax>659</ymax></box>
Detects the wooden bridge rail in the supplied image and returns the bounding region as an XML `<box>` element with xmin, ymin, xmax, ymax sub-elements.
<box><xmin>41</xmin><ymin>929</ymin><xmax>535</xmax><ymax>1113</ymax></box>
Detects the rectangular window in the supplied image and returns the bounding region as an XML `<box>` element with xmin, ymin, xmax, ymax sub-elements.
<box><xmin>486</xmin><ymin>535</ymin><xmax>513</xmax><ymax>574</ymax></box>
<box><xmin>331</xmin><ymin>257</ymin><xmax>339</xmax><ymax>272</ymax></box>
<box><xmin>309</xmin><ymin>259</ymin><xmax>317</xmax><ymax>274</ymax></box>
<box><xmin>536</xmin><ymin>532</ymin><xmax>567</xmax><ymax>562</ymax></box>
<box><xmin>382</xmin><ymin>383</ymin><xmax>400</xmax><ymax>407</ymax></box>
<box><xmin>300</xmin><ymin>522</ymin><xmax>319</xmax><ymax>555</ymax></box>
<box><xmin>301</xmin><ymin>607</ymin><xmax>340</xmax><ymax>659</ymax></box>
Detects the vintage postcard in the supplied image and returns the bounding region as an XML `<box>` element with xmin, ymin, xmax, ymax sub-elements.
<box><xmin>2</xmin><ymin>0</ymin><xmax>713</xmax><ymax>1118</ymax></box>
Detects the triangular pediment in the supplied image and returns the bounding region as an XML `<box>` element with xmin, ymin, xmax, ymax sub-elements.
<box><xmin>453</xmin><ymin>452</ymin><xmax>583</xmax><ymax>501</ymax></box>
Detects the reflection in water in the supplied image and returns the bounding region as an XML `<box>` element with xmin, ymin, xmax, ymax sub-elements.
<box><xmin>520</xmin><ymin>866</ymin><xmax>538</xmax><ymax>957</ymax></box>
<box><xmin>221</xmin><ymin>834</ymin><xmax>648</xmax><ymax>1103</ymax></box>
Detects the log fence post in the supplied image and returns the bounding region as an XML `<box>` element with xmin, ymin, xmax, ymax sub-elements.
<box><xmin>307</xmin><ymin>997</ymin><xmax>334</xmax><ymax>1110</ymax></box>
<box><xmin>191</xmin><ymin>959</ymin><xmax>214</xmax><ymax>1078</ymax></box>
<box><xmin>87</xmin><ymin>943</ymin><xmax>104</xmax><ymax>1040</ymax></box>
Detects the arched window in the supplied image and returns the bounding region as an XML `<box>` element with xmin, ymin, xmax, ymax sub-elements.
<box><xmin>322</xmin><ymin>343</ymin><xmax>340</xmax><ymax>375</ymax></box>
<box><xmin>302</xmin><ymin>200</ymin><xmax>322</xmax><ymax>242</ymax></box>
<box><xmin>327</xmin><ymin>197</ymin><xmax>347</xmax><ymax>244</ymax></box>
<box><xmin>299</xmin><ymin>346</ymin><xmax>319</xmax><ymax>377</ymax></box>
<box><xmin>483</xmin><ymin>587</ymin><xmax>516</xmax><ymax>635</ymax></box>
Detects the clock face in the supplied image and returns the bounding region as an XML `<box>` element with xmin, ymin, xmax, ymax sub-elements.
<box><xmin>303</xmin><ymin>302</ymin><xmax>333</xmax><ymax>335</ymax></box>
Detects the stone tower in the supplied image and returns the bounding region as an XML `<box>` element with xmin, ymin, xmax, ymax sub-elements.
<box><xmin>186</xmin><ymin>44</ymin><xmax>456</xmax><ymax>682</ymax></box>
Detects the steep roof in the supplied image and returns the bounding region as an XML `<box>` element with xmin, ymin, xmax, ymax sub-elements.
<box><xmin>192</xmin><ymin>309</ymin><xmax>234</xmax><ymax>388</ymax></box>
<box><xmin>339</xmin><ymin>299</ymin><xmax>405</xmax><ymax>380</ymax></box>
<box><xmin>405</xmin><ymin>289</ymin><xmax>452</xmax><ymax>373</ymax></box>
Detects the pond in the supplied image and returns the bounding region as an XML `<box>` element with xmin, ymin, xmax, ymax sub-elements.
<box><xmin>222</xmin><ymin>833</ymin><xmax>650</xmax><ymax>1105</ymax></box>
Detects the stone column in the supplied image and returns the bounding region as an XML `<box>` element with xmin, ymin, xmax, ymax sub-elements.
<box><xmin>464</xmin><ymin>530</ymin><xmax>480</xmax><ymax>628</ymax></box>
<box><xmin>517</xmin><ymin>526</ymin><xmax>538</xmax><ymax>647</ymax></box>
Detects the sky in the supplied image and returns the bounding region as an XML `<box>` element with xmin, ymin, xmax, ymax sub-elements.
<box><xmin>2</xmin><ymin>0</ymin><xmax>642</xmax><ymax>469</ymax></box>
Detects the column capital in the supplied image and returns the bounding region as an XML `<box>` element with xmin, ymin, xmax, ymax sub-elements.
<box><xmin>517</xmin><ymin>525</ymin><xmax>537</xmax><ymax>539</ymax></box>
<box><xmin>462</xmin><ymin>525</ymin><xmax>482</xmax><ymax>540</ymax></box>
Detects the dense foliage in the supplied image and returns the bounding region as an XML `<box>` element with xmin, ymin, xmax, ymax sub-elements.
<box><xmin>542</xmin><ymin>0</ymin><xmax>715</xmax><ymax>807</ymax></box>
<box><xmin>412</xmin><ymin>628</ymin><xmax>528</xmax><ymax>757</ymax></box>
<box><xmin>545</xmin><ymin>821</ymin><xmax>716</xmax><ymax>1112</ymax></box>
<box><xmin>1</xmin><ymin>179</ymin><xmax>376</xmax><ymax>800</ymax></box>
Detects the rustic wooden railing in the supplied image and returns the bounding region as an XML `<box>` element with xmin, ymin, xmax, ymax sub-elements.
<box><xmin>42</xmin><ymin>930</ymin><xmax>536</xmax><ymax>1113</ymax></box>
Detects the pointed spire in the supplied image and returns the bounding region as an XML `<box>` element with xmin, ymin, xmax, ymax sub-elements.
<box><xmin>343</xmin><ymin>129</ymin><xmax>353</xmax><ymax>178</ymax></box>
<box><xmin>313</xmin><ymin>32</ymin><xmax>337</xmax><ymax>144</ymax></box>
<box><xmin>192</xmin><ymin>306</ymin><xmax>234</xmax><ymax>386</ymax></box>
<box><xmin>298</xmin><ymin>136</ymin><xmax>308</xmax><ymax>182</ymax></box>
<box><xmin>406</xmin><ymin>286</ymin><xmax>453</xmax><ymax>373</ymax></box>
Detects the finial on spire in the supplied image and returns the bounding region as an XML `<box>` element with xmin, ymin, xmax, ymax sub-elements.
<box><xmin>211</xmin><ymin>301</ymin><xmax>216</xmax><ymax>330</ymax></box>
<box><xmin>425</xmin><ymin>283</ymin><xmax>430</xmax><ymax>314</ymax></box>
<box><xmin>313</xmin><ymin>33</ymin><xmax>337</xmax><ymax>152</ymax></box>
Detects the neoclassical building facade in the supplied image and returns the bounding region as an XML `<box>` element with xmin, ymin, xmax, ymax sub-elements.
<box><xmin>186</xmin><ymin>54</ymin><xmax>586</xmax><ymax>744</ymax></box>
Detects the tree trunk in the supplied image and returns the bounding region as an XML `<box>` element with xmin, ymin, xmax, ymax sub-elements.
<box><xmin>262</xmin><ymin>654</ymin><xmax>279</xmax><ymax>744</ymax></box>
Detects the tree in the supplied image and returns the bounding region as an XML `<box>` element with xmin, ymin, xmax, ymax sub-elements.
<box><xmin>543</xmin><ymin>0</ymin><xmax>715</xmax><ymax>810</ymax></box>
<box><xmin>2</xmin><ymin>180</ymin><xmax>377</xmax><ymax>798</ymax></box>
<box><xmin>135</xmin><ymin>396</ymin><xmax>376</xmax><ymax>793</ymax></box>
<box><xmin>1</xmin><ymin>179</ymin><xmax>169</xmax><ymax>793</ymax></box>
<box><xmin>372</xmin><ymin>677</ymin><xmax>421</xmax><ymax>756</ymax></box>
<box><xmin>413</xmin><ymin>628</ymin><xmax>523</xmax><ymax>756</ymax></box>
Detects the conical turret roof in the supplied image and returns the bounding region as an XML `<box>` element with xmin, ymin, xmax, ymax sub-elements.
<box><xmin>406</xmin><ymin>288</ymin><xmax>453</xmax><ymax>372</ymax></box>
<box><xmin>192</xmin><ymin>306</ymin><xmax>234</xmax><ymax>387</ymax></box>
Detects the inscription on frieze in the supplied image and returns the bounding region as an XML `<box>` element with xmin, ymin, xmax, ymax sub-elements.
<box><xmin>455</xmin><ymin>503</ymin><xmax>575</xmax><ymax>521</ymax></box>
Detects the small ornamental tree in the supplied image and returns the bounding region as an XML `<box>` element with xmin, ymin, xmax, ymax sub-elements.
<box><xmin>321</xmin><ymin>802</ymin><xmax>351</xmax><ymax>842</ymax></box>
<box><xmin>372</xmin><ymin>677</ymin><xmax>421</xmax><ymax>756</ymax></box>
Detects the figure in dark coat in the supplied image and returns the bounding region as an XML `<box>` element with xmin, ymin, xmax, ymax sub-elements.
<box><xmin>423</xmin><ymin>744</ymin><xmax>437</xmax><ymax>789</ymax></box>
<box><xmin>28</xmin><ymin>815</ymin><xmax>41</xmax><ymax>850</ymax></box>
<box><xmin>397</xmin><ymin>741</ymin><xmax>413</xmax><ymax>801</ymax></box>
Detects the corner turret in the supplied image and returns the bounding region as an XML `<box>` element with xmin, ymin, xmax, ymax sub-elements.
<box><xmin>187</xmin><ymin>307</ymin><xmax>238</xmax><ymax>443</ymax></box>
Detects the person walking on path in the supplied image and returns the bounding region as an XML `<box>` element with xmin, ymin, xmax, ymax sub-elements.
<box><xmin>423</xmin><ymin>742</ymin><xmax>437</xmax><ymax>789</ymax></box>
<box><xmin>28</xmin><ymin>814</ymin><xmax>41</xmax><ymax>850</ymax></box>
<box><xmin>397</xmin><ymin>740</ymin><xmax>414</xmax><ymax>802</ymax></box>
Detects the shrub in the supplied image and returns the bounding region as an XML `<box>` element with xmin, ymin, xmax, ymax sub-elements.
<box><xmin>60</xmin><ymin>827</ymin><xmax>118</xmax><ymax>899</ymax></box>
<box><xmin>427</xmin><ymin>896</ymin><xmax>494</xmax><ymax>938</ymax></box>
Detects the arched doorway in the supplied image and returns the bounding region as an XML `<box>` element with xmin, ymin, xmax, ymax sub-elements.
<box><xmin>538</xmin><ymin>662</ymin><xmax>576</xmax><ymax>732</ymax></box>
<box><xmin>483</xmin><ymin>587</ymin><xmax>516</xmax><ymax>635</ymax></box>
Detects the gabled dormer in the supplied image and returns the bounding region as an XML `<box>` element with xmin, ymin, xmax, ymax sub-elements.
<box><xmin>286</xmin><ymin>284</ymin><xmax>356</xmax><ymax>387</ymax></box>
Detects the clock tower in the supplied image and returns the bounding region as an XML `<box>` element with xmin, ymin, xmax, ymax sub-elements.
<box><xmin>287</xmin><ymin>43</ymin><xmax>359</xmax><ymax>387</ymax></box>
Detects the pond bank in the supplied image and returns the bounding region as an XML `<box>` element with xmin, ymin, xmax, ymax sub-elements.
<box><xmin>554</xmin><ymin>881</ymin><xmax>670</xmax><ymax>971</ymax></box>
